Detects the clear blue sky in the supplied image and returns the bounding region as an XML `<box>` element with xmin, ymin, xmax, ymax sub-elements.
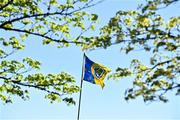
<box><xmin>0</xmin><ymin>0</ymin><xmax>180</xmax><ymax>120</ymax></box>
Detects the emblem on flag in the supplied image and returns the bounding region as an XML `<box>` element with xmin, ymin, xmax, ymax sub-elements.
<box><xmin>83</xmin><ymin>54</ymin><xmax>110</xmax><ymax>88</ymax></box>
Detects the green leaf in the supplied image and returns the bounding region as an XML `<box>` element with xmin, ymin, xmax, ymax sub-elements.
<box><xmin>91</xmin><ymin>14</ymin><xmax>98</xmax><ymax>21</ymax></box>
<box><xmin>43</xmin><ymin>39</ymin><xmax>52</xmax><ymax>45</ymax></box>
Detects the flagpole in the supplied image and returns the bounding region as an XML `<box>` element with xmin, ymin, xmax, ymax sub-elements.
<box><xmin>77</xmin><ymin>53</ymin><xmax>85</xmax><ymax>120</ymax></box>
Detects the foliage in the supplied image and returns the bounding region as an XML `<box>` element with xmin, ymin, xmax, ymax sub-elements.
<box><xmin>82</xmin><ymin>0</ymin><xmax>180</xmax><ymax>103</ymax></box>
<box><xmin>0</xmin><ymin>0</ymin><xmax>179</xmax><ymax>104</ymax></box>
<box><xmin>0</xmin><ymin>0</ymin><xmax>100</xmax><ymax>104</ymax></box>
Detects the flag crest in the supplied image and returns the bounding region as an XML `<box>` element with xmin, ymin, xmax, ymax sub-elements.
<box><xmin>83</xmin><ymin>54</ymin><xmax>110</xmax><ymax>88</ymax></box>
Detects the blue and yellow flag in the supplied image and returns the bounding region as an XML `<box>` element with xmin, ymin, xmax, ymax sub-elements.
<box><xmin>83</xmin><ymin>54</ymin><xmax>110</xmax><ymax>88</ymax></box>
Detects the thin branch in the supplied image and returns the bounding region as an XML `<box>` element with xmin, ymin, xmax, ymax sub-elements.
<box><xmin>150</xmin><ymin>57</ymin><xmax>179</xmax><ymax>70</ymax></box>
<box><xmin>75</xmin><ymin>22</ymin><xmax>93</xmax><ymax>41</ymax></box>
<box><xmin>141</xmin><ymin>56</ymin><xmax>179</xmax><ymax>78</ymax></box>
<box><xmin>1</xmin><ymin>27</ymin><xmax>85</xmax><ymax>45</ymax></box>
<box><xmin>0</xmin><ymin>50</ymin><xmax>15</xmax><ymax>59</ymax></box>
<box><xmin>0</xmin><ymin>11</ymin><xmax>65</xmax><ymax>28</ymax></box>
<box><xmin>0</xmin><ymin>0</ymin><xmax>13</xmax><ymax>11</ymax></box>
<box><xmin>0</xmin><ymin>76</ymin><xmax>64</xmax><ymax>97</ymax></box>
<box><xmin>158</xmin><ymin>83</ymin><xmax>180</xmax><ymax>96</ymax></box>
<box><xmin>70</xmin><ymin>0</ymin><xmax>104</xmax><ymax>14</ymax></box>
<box><xmin>12</xmin><ymin>81</ymin><xmax>64</xmax><ymax>97</ymax></box>
<box><xmin>0</xmin><ymin>0</ymin><xmax>104</xmax><ymax>28</ymax></box>
<box><xmin>156</xmin><ymin>0</ymin><xmax>179</xmax><ymax>10</ymax></box>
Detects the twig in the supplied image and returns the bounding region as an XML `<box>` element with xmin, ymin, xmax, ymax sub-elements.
<box><xmin>0</xmin><ymin>0</ymin><xmax>13</xmax><ymax>11</ymax></box>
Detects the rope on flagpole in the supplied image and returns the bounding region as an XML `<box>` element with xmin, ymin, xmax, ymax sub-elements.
<box><xmin>77</xmin><ymin>53</ymin><xmax>85</xmax><ymax>120</ymax></box>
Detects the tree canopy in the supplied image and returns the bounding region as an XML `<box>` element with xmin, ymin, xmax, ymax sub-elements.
<box><xmin>0</xmin><ymin>0</ymin><xmax>100</xmax><ymax>104</ymax></box>
<box><xmin>81</xmin><ymin>0</ymin><xmax>180</xmax><ymax>103</ymax></box>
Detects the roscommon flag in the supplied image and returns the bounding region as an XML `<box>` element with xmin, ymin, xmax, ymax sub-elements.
<box><xmin>83</xmin><ymin>54</ymin><xmax>110</xmax><ymax>88</ymax></box>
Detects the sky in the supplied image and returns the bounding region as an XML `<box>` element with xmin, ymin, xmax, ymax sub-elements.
<box><xmin>0</xmin><ymin>0</ymin><xmax>180</xmax><ymax>120</ymax></box>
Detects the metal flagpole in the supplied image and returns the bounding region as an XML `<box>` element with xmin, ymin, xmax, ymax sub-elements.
<box><xmin>77</xmin><ymin>53</ymin><xmax>85</xmax><ymax>120</ymax></box>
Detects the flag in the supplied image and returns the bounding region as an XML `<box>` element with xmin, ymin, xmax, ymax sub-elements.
<box><xmin>83</xmin><ymin>54</ymin><xmax>110</xmax><ymax>88</ymax></box>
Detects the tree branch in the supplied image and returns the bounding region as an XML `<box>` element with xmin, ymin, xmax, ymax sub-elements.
<box><xmin>0</xmin><ymin>0</ymin><xmax>13</xmax><ymax>11</ymax></box>
<box><xmin>0</xmin><ymin>0</ymin><xmax>104</xmax><ymax>28</ymax></box>
<box><xmin>0</xmin><ymin>76</ymin><xmax>64</xmax><ymax>97</ymax></box>
<box><xmin>150</xmin><ymin>59</ymin><xmax>172</xmax><ymax>70</ymax></box>
<box><xmin>0</xmin><ymin>11</ymin><xmax>66</xmax><ymax>28</ymax></box>
<box><xmin>12</xmin><ymin>81</ymin><xmax>64</xmax><ymax>97</ymax></box>
<box><xmin>158</xmin><ymin>83</ymin><xmax>180</xmax><ymax>97</ymax></box>
<box><xmin>0</xmin><ymin>27</ymin><xmax>84</xmax><ymax>45</ymax></box>
<box><xmin>0</xmin><ymin>50</ymin><xmax>15</xmax><ymax>59</ymax></box>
